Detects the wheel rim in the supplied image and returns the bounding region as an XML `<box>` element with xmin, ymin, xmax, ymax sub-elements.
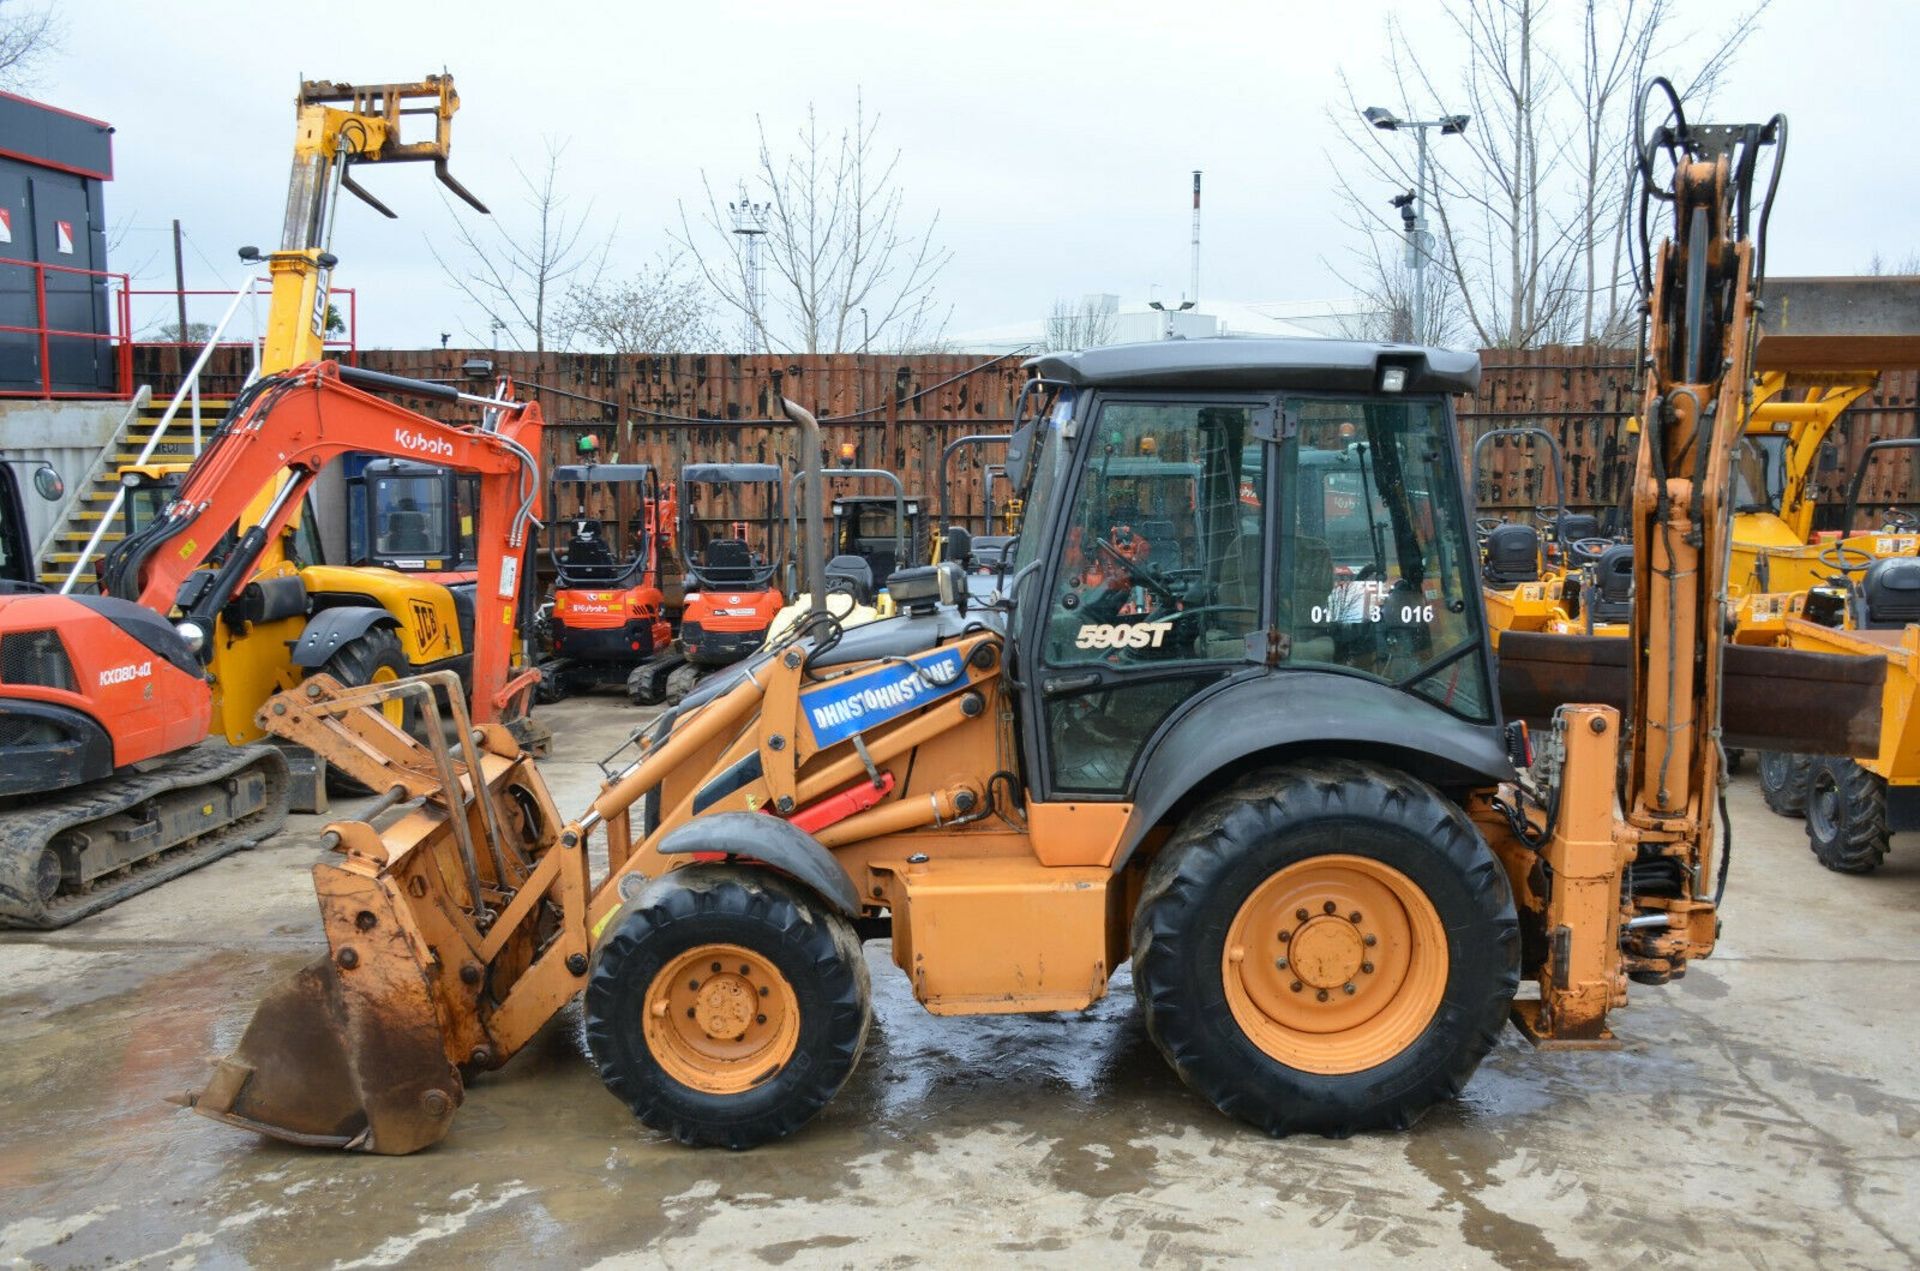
<box><xmin>1221</xmin><ymin>854</ymin><xmax>1448</xmax><ymax>1075</ymax></box>
<box><xmin>369</xmin><ymin>663</ymin><xmax>404</xmax><ymax>728</ymax></box>
<box><xmin>643</xmin><ymin>942</ymin><xmax>800</xmax><ymax>1094</ymax></box>
<box><xmin>1808</xmin><ymin>770</ymin><xmax>1839</xmax><ymax>839</ymax></box>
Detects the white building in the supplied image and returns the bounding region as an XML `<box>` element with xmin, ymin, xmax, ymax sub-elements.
<box><xmin>949</xmin><ymin>294</ymin><xmax>1389</xmax><ymax>355</ymax></box>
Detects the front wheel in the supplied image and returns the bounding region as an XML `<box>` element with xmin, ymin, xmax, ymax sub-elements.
<box><xmin>1805</xmin><ymin>757</ymin><xmax>1889</xmax><ymax>874</ymax></box>
<box><xmin>1757</xmin><ymin>751</ymin><xmax>1813</xmax><ymax>817</ymax></box>
<box><xmin>1130</xmin><ymin>759</ymin><xmax>1518</xmax><ymax>1137</ymax></box>
<box><xmin>311</xmin><ymin>625</ymin><xmax>419</xmax><ymax>795</ymax></box>
<box><xmin>584</xmin><ymin>866</ymin><xmax>871</xmax><ymax>1149</ymax></box>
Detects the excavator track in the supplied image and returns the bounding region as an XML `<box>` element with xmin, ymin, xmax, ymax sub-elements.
<box><xmin>0</xmin><ymin>742</ymin><xmax>290</xmax><ymax>930</ymax></box>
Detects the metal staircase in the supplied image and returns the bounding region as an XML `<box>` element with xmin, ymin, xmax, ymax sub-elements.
<box><xmin>42</xmin><ymin>283</ymin><xmax>262</xmax><ymax>591</ymax></box>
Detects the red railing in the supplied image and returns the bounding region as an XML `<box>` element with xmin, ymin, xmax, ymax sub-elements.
<box><xmin>126</xmin><ymin>283</ymin><xmax>359</xmax><ymax>362</ymax></box>
<box><xmin>0</xmin><ymin>258</ymin><xmax>133</xmax><ymax>398</ymax></box>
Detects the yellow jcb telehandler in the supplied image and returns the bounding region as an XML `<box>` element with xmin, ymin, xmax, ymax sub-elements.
<box><xmin>179</xmin><ymin>84</ymin><xmax>1879</xmax><ymax>1154</ymax></box>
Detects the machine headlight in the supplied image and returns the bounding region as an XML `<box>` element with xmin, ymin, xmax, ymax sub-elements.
<box><xmin>174</xmin><ymin>620</ymin><xmax>207</xmax><ymax>654</ymax></box>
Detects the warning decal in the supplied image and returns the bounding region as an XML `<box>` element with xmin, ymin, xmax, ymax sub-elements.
<box><xmin>55</xmin><ymin>221</ymin><xmax>73</xmax><ymax>254</ymax></box>
<box><xmin>0</xmin><ymin>208</ymin><xmax>11</xmax><ymax>244</ymax></box>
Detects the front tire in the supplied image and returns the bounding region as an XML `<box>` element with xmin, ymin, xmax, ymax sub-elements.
<box><xmin>585</xmin><ymin>866</ymin><xmax>871</xmax><ymax>1149</ymax></box>
<box><xmin>1805</xmin><ymin>757</ymin><xmax>1889</xmax><ymax>874</ymax></box>
<box><xmin>1757</xmin><ymin>751</ymin><xmax>1813</xmax><ymax>817</ymax></box>
<box><xmin>1130</xmin><ymin>759</ymin><xmax>1518</xmax><ymax>1137</ymax></box>
<box><xmin>311</xmin><ymin>626</ymin><xmax>418</xmax><ymax>795</ymax></box>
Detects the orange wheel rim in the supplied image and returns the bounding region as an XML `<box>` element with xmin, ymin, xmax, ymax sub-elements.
<box><xmin>643</xmin><ymin>943</ymin><xmax>800</xmax><ymax>1094</ymax></box>
<box><xmin>369</xmin><ymin>664</ymin><xmax>404</xmax><ymax>728</ymax></box>
<box><xmin>1222</xmin><ymin>854</ymin><xmax>1447</xmax><ymax>1075</ymax></box>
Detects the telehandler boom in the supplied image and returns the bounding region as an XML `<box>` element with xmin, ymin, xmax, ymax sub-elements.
<box><xmin>184</xmin><ymin>85</ymin><xmax>1878</xmax><ymax>1153</ymax></box>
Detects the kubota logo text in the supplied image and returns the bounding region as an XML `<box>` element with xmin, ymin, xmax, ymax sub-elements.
<box><xmin>395</xmin><ymin>428</ymin><xmax>454</xmax><ymax>458</ymax></box>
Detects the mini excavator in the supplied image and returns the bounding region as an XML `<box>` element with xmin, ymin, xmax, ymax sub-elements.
<box><xmin>184</xmin><ymin>85</ymin><xmax>1881</xmax><ymax>1153</ymax></box>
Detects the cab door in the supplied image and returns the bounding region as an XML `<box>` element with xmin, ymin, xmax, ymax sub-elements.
<box><xmin>1021</xmin><ymin>393</ymin><xmax>1272</xmax><ymax>798</ymax></box>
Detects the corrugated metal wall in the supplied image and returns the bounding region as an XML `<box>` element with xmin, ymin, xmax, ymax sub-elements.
<box><xmin>134</xmin><ymin>344</ymin><xmax>1920</xmax><ymax>528</ymax></box>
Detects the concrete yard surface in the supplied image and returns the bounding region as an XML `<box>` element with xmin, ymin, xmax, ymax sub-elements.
<box><xmin>1</xmin><ymin>698</ymin><xmax>1916</xmax><ymax>1268</ymax></box>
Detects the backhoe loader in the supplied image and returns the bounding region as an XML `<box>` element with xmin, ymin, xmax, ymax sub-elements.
<box><xmin>184</xmin><ymin>85</ymin><xmax>1880</xmax><ymax>1153</ymax></box>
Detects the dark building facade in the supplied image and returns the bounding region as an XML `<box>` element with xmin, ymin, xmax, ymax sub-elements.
<box><xmin>0</xmin><ymin>91</ymin><xmax>114</xmax><ymax>395</ymax></box>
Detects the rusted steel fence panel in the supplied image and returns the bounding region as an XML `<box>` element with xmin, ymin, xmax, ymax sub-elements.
<box><xmin>129</xmin><ymin>343</ymin><xmax>1920</xmax><ymax>528</ymax></box>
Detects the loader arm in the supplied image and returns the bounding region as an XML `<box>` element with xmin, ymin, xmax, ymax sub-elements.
<box><xmin>103</xmin><ymin>360</ymin><xmax>544</xmax><ymax>725</ymax></box>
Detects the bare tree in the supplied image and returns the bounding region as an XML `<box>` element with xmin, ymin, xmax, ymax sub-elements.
<box><xmin>0</xmin><ymin>1</ymin><xmax>61</xmax><ymax>90</ymax></box>
<box><xmin>428</xmin><ymin>138</ymin><xmax>611</xmax><ymax>353</ymax></box>
<box><xmin>677</xmin><ymin>93</ymin><xmax>951</xmax><ymax>354</ymax></box>
<box><xmin>1865</xmin><ymin>251</ymin><xmax>1920</xmax><ymax>276</ymax></box>
<box><xmin>1042</xmin><ymin>297</ymin><xmax>1119</xmax><ymax>352</ymax></box>
<box><xmin>1329</xmin><ymin>0</ymin><xmax>1767</xmax><ymax>349</ymax></box>
<box><xmin>556</xmin><ymin>252</ymin><xmax>723</xmax><ymax>354</ymax></box>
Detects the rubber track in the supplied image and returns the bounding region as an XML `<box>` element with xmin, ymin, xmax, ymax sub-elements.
<box><xmin>0</xmin><ymin>742</ymin><xmax>290</xmax><ymax>929</ymax></box>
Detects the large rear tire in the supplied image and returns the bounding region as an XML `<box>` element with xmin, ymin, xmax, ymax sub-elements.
<box><xmin>1757</xmin><ymin>751</ymin><xmax>1813</xmax><ymax>817</ymax></box>
<box><xmin>1805</xmin><ymin>756</ymin><xmax>1889</xmax><ymax>874</ymax></box>
<box><xmin>585</xmin><ymin>866</ymin><xmax>870</xmax><ymax>1149</ymax></box>
<box><xmin>1130</xmin><ymin>759</ymin><xmax>1518</xmax><ymax>1137</ymax></box>
<box><xmin>312</xmin><ymin>626</ymin><xmax>419</xmax><ymax>796</ymax></box>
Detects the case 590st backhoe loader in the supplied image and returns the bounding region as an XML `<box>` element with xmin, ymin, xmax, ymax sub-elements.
<box><xmin>185</xmin><ymin>86</ymin><xmax>1880</xmax><ymax>1154</ymax></box>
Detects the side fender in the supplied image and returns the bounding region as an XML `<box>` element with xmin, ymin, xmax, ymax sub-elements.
<box><xmin>1115</xmin><ymin>671</ymin><xmax>1514</xmax><ymax>870</ymax></box>
<box><xmin>290</xmin><ymin>607</ymin><xmax>399</xmax><ymax>669</ymax></box>
<box><xmin>655</xmin><ymin>811</ymin><xmax>861</xmax><ymax>916</ymax></box>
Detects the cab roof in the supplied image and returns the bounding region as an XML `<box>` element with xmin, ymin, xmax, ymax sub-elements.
<box><xmin>553</xmin><ymin>462</ymin><xmax>653</xmax><ymax>484</ymax></box>
<box><xmin>1026</xmin><ymin>337</ymin><xmax>1480</xmax><ymax>396</ymax></box>
<box><xmin>682</xmin><ymin>462</ymin><xmax>783</xmax><ymax>485</ymax></box>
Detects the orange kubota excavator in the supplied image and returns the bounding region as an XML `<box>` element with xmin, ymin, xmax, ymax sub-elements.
<box><xmin>182</xmin><ymin>85</ymin><xmax>1879</xmax><ymax>1153</ymax></box>
<box><xmin>0</xmin><ymin>363</ymin><xmax>543</xmax><ymax>927</ymax></box>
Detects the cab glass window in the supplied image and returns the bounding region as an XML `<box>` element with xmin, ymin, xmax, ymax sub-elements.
<box><xmin>1276</xmin><ymin>397</ymin><xmax>1490</xmax><ymax>721</ymax></box>
<box><xmin>373</xmin><ymin>475</ymin><xmax>451</xmax><ymax>558</ymax></box>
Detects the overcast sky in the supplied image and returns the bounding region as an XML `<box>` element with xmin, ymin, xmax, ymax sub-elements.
<box><xmin>30</xmin><ymin>0</ymin><xmax>1920</xmax><ymax>350</ymax></box>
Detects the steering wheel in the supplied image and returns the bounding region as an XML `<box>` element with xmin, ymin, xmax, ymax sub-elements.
<box><xmin>1569</xmin><ymin>536</ymin><xmax>1615</xmax><ymax>564</ymax></box>
<box><xmin>1475</xmin><ymin>516</ymin><xmax>1505</xmax><ymax>536</ymax></box>
<box><xmin>1533</xmin><ymin>506</ymin><xmax>1568</xmax><ymax>534</ymax></box>
<box><xmin>1818</xmin><ymin>542</ymin><xmax>1875</xmax><ymax>577</ymax></box>
<box><xmin>1880</xmin><ymin>507</ymin><xmax>1919</xmax><ymax>532</ymax></box>
<box><xmin>1094</xmin><ymin>536</ymin><xmax>1179</xmax><ymax>607</ymax></box>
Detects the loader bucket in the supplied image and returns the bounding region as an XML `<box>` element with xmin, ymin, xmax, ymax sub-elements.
<box><xmin>185</xmin><ymin>862</ymin><xmax>465</xmax><ymax>1154</ymax></box>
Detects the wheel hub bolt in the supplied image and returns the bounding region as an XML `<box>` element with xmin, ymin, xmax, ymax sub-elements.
<box><xmin>759</xmin><ymin>986</ymin><xmax>769</xmax><ymax>997</ymax></box>
<box><xmin>1343</xmin><ymin>983</ymin><xmax>1356</xmax><ymax>995</ymax></box>
<box><xmin>1278</xmin><ymin>930</ymin><xmax>1290</xmax><ymax>943</ymax></box>
<box><xmin>1295</xmin><ymin>908</ymin><xmax>1308</xmax><ymax>921</ymax></box>
<box><xmin>1322</xmin><ymin>901</ymin><xmax>1336</xmax><ymax>914</ymax></box>
<box><xmin>689</xmin><ymin>979</ymin><xmax>700</xmax><ymax>990</ymax></box>
<box><xmin>1275</xmin><ymin>958</ymin><xmax>1288</xmax><ymax>969</ymax></box>
<box><xmin>1316</xmin><ymin>989</ymin><xmax>1330</xmax><ymax>1002</ymax></box>
<box><xmin>1349</xmin><ymin>911</ymin><xmax>1362</xmax><ymax>924</ymax></box>
<box><xmin>1363</xmin><ymin>934</ymin><xmax>1377</xmax><ymax>947</ymax></box>
<box><xmin>1362</xmin><ymin>962</ymin><xmax>1374</xmax><ymax>974</ymax></box>
<box><xmin>756</xmin><ymin>1013</ymin><xmax>767</xmax><ymax>1024</ymax></box>
<box><xmin>711</xmin><ymin>961</ymin><xmax>722</xmax><ymax>973</ymax></box>
<box><xmin>1289</xmin><ymin>980</ymin><xmax>1303</xmax><ymax>992</ymax></box>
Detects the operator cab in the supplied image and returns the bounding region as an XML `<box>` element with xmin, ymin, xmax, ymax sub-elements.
<box><xmin>679</xmin><ymin>462</ymin><xmax>787</xmax><ymax>668</ymax></box>
<box><xmin>549</xmin><ymin>461</ymin><xmax>665</xmax><ymax>590</ymax></box>
<box><xmin>1004</xmin><ymin>337</ymin><xmax>1502</xmax><ymax>797</ymax></box>
<box><xmin>830</xmin><ymin>494</ymin><xmax>924</xmax><ymax>586</ymax></box>
<box><xmin>348</xmin><ymin>459</ymin><xmax>478</xmax><ymax>577</ymax></box>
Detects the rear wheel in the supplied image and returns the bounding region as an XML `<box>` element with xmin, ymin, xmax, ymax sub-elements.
<box><xmin>312</xmin><ymin>626</ymin><xmax>419</xmax><ymax>795</ymax></box>
<box><xmin>1757</xmin><ymin>751</ymin><xmax>1813</xmax><ymax>817</ymax></box>
<box><xmin>585</xmin><ymin>866</ymin><xmax>870</xmax><ymax>1148</ymax></box>
<box><xmin>1805</xmin><ymin>757</ymin><xmax>1888</xmax><ymax>874</ymax></box>
<box><xmin>1130</xmin><ymin>759</ymin><xmax>1517</xmax><ymax>1137</ymax></box>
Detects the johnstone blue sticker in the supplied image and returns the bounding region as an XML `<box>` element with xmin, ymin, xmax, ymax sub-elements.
<box><xmin>801</xmin><ymin>647</ymin><xmax>971</xmax><ymax>748</ymax></box>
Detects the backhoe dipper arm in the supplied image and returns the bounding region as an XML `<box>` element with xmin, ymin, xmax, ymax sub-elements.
<box><xmin>105</xmin><ymin>360</ymin><xmax>544</xmax><ymax>724</ymax></box>
<box><xmin>1627</xmin><ymin>88</ymin><xmax>1784</xmax><ymax>836</ymax></box>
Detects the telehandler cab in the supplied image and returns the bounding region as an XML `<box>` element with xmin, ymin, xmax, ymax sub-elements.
<box><xmin>185</xmin><ymin>85</ymin><xmax>1879</xmax><ymax>1154</ymax></box>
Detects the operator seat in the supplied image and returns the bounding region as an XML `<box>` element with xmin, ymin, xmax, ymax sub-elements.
<box><xmin>383</xmin><ymin>499</ymin><xmax>433</xmax><ymax>555</ymax></box>
<box><xmin>825</xmin><ymin>554</ymin><xmax>875</xmax><ymax>606</ymax></box>
<box><xmin>1557</xmin><ymin>513</ymin><xmax>1600</xmax><ymax>544</ymax></box>
<box><xmin>559</xmin><ymin>521</ymin><xmax>621</xmax><ymax>584</ymax></box>
<box><xmin>1290</xmin><ymin>536</ymin><xmax>1337</xmax><ymax>663</ymax></box>
<box><xmin>701</xmin><ymin>538</ymin><xmax>754</xmax><ymax>586</ymax></box>
<box><xmin>1588</xmin><ymin>544</ymin><xmax>1635</xmax><ymax>624</ymax></box>
<box><xmin>1860</xmin><ymin>556</ymin><xmax>1920</xmax><ymax>628</ymax></box>
<box><xmin>1482</xmin><ymin>523</ymin><xmax>1542</xmax><ymax>587</ymax></box>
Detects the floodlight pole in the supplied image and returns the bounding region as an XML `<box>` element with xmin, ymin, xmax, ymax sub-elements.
<box><xmin>1363</xmin><ymin>108</ymin><xmax>1469</xmax><ymax>343</ymax></box>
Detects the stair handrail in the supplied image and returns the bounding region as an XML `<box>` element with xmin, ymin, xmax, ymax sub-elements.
<box><xmin>61</xmin><ymin>281</ymin><xmax>261</xmax><ymax>593</ymax></box>
<box><xmin>33</xmin><ymin>384</ymin><xmax>151</xmax><ymax>567</ymax></box>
